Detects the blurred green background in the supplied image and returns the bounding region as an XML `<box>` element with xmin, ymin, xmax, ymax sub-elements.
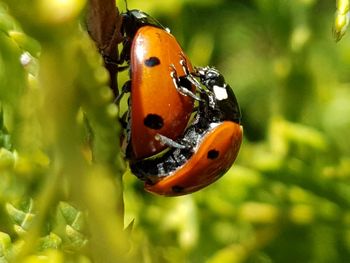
<box><xmin>1</xmin><ymin>0</ymin><xmax>350</xmax><ymax>262</ymax></box>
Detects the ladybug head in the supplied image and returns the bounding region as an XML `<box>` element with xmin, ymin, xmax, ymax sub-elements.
<box><xmin>122</xmin><ymin>10</ymin><xmax>165</xmax><ymax>38</ymax></box>
<box><xmin>196</xmin><ymin>67</ymin><xmax>225</xmax><ymax>89</ymax></box>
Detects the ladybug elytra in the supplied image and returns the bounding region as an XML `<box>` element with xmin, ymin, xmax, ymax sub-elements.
<box><xmin>118</xmin><ymin>10</ymin><xmax>197</xmax><ymax>160</ymax></box>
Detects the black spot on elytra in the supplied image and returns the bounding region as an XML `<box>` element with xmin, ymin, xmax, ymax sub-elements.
<box><xmin>144</xmin><ymin>57</ymin><xmax>160</xmax><ymax>67</ymax></box>
<box><xmin>144</xmin><ymin>114</ymin><xmax>164</xmax><ymax>130</ymax></box>
<box><xmin>207</xmin><ymin>149</ymin><xmax>219</xmax><ymax>159</ymax></box>
<box><xmin>172</xmin><ymin>185</ymin><xmax>184</xmax><ymax>193</ymax></box>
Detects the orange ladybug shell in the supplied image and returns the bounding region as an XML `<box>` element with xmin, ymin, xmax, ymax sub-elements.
<box><xmin>145</xmin><ymin>121</ymin><xmax>243</xmax><ymax>196</ymax></box>
<box><xmin>130</xmin><ymin>26</ymin><xmax>195</xmax><ymax>160</ymax></box>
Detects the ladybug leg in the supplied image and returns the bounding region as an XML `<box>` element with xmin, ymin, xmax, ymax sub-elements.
<box><xmin>190</xmin><ymin>66</ymin><xmax>222</xmax><ymax>109</ymax></box>
<box><xmin>103</xmin><ymin>55</ymin><xmax>117</xmax><ymax>65</ymax></box>
<box><xmin>117</xmin><ymin>65</ymin><xmax>129</xmax><ymax>72</ymax></box>
<box><xmin>179</xmin><ymin>57</ymin><xmax>204</xmax><ymax>91</ymax></box>
<box><xmin>178</xmin><ymin>54</ymin><xmax>211</xmax><ymax>94</ymax></box>
<box><xmin>185</xmin><ymin>73</ymin><xmax>215</xmax><ymax>108</ymax></box>
<box><xmin>115</xmin><ymin>80</ymin><xmax>131</xmax><ymax>105</ymax></box>
<box><xmin>102</xmin><ymin>54</ymin><xmax>129</xmax><ymax>72</ymax></box>
<box><xmin>182</xmin><ymin>70</ymin><xmax>204</xmax><ymax>92</ymax></box>
<box><xmin>169</xmin><ymin>64</ymin><xmax>202</xmax><ymax>101</ymax></box>
<box><xmin>118</xmin><ymin>37</ymin><xmax>131</xmax><ymax>65</ymax></box>
<box><xmin>178</xmin><ymin>57</ymin><xmax>216</xmax><ymax>108</ymax></box>
<box><xmin>155</xmin><ymin>134</ymin><xmax>191</xmax><ymax>149</ymax></box>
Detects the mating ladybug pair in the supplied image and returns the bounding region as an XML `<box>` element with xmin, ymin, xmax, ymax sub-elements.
<box><xmin>116</xmin><ymin>9</ymin><xmax>243</xmax><ymax>196</ymax></box>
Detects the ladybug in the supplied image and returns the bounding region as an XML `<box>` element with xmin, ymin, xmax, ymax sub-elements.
<box><xmin>118</xmin><ymin>10</ymin><xmax>197</xmax><ymax>160</ymax></box>
<box><xmin>130</xmin><ymin>66</ymin><xmax>243</xmax><ymax>196</ymax></box>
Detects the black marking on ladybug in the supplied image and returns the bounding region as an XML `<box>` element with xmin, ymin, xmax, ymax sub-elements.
<box><xmin>172</xmin><ymin>185</ymin><xmax>184</xmax><ymax>193</ymax></box>
<box><xmin>144</xmin><ymin>114</ymin><xmax>164</xmax><ymax>130</ymax></box>
<box><xmin>144</xmin><ymin>57</ymin><xmax>160</xmax><ymax>67</ymax></box>
<box><xmin>207</xmin><ymin>149</ymin><xmax>219</xmax><ymax>159</ymax></box>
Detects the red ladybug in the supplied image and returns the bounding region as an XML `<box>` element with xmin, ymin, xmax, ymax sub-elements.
<box><xmin>119</xmin><ymin>10</ymin><xmax>197</xmax><ymax>160</ymax></box>
<box><xmin>130</xmin><ymin>66</ymin><xmax>243</xmax><ymax>196</ymax></box>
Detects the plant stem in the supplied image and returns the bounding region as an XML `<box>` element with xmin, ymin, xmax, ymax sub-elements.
<box><xmin>86</xmin><ymin>0</ymin><xmax>123</xmax><ymax>97</ymax></box>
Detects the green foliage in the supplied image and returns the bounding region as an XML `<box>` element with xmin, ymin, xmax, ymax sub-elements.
<box><xmin>0</xmin><ymin>0</ymin><xmax>350</xmax><ymax>262</ymax></box>
<box><xmin>334</xmin><ymin>0</ymin><xmax>350</xmax><ymax>41</ymax></box>
<box><xmin>0</xmin><ymin>0</ymin><xmax>127</xmax><ymax>262</ymax></box>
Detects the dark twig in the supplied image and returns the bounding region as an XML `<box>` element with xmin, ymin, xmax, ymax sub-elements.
<box><xmin>86</xmin><ymin>0</ymin><xmax>123</xmax><ymax>97</ymax></box>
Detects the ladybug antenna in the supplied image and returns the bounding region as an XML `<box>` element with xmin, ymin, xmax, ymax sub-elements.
<box><xmin>124</xmin><ymin>0</ymin><xmax>129</xmax><ymax>11</ymax></box>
